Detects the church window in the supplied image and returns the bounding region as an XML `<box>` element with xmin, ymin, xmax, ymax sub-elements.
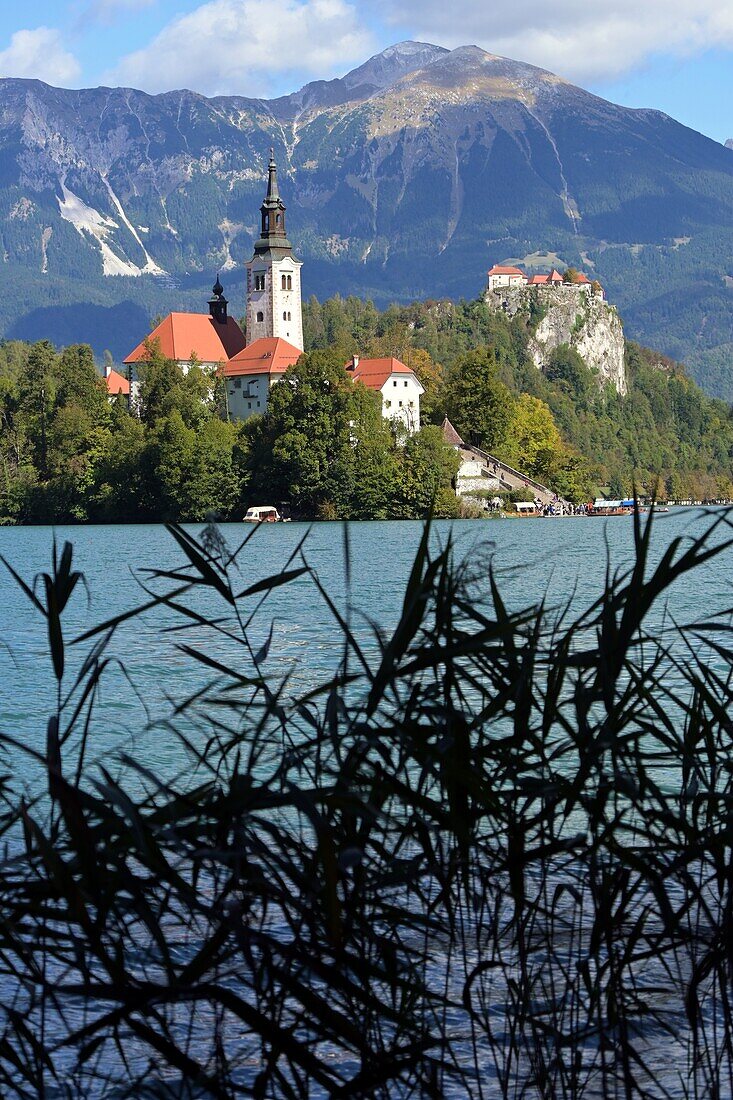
<box><xmin>254</xmin><ymin>273</ymin><xmax>265</xmax><ymax>291</ymax></box>
<box><xmin>281</xmin><ymin>275</ymin><xmax>286</xmax><ymax>290</ymax></box>
<box><xmin>264</xmin><ymin>215</ymin><xmax>269</xmax><ymax>231</ymax></box>
<box><xmin>276</xmin><ymin>214</ymin><xmax>281</xmax><ymax>226</ymax></box>
<box><xmin>287</xmin><ymin>275</ymin><xmax>292</xmax><ymax>290</ymax></box>
<box><xmin>256</xmin><ymin>311</ymin><xmax>264</xmax><ymax>323</ymax></box>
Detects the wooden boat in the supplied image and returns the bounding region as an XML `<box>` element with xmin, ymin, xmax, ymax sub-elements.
<box><xmin>588</xmin><ymin>498</ymin><xmax>647</xmax><ymax>517</ymax></box>
<box><xmin>243</xmin><ymin>505</ymin><xmax>290</xmax><ymax>523</ymax></box>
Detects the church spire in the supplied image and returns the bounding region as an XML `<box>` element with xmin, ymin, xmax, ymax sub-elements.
<box><xmin>245</xmin><ymin>146</ymin><xmax>303</xmax><ymax>353</ymax></box>
<box><xmin>266</xmin><ymin>149</ymin><xmax>280</xmax><ymax>201</ymax></box>
<box><xmin>256</xmin><ymin>149</ymin><xmax>290</xmax><ymax>250</ymax></box>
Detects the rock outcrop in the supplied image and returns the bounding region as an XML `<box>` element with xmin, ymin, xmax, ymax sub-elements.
<box><xmin>485</xmin><ymin>284</ymin><xmax>627</xmax><ymax>394</ymax></box>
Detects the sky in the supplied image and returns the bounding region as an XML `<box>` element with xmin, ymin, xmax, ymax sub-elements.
<box><xmin>0</xmin><ymin>0</ymin><xmax>731</xmax><ymax>143</ymax></box>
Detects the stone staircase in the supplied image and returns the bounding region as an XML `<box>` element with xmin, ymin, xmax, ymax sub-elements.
<box><xmin>463</xmin><ymin>444</ymin><xmax>562</xmax><ymax>506</ymax></box>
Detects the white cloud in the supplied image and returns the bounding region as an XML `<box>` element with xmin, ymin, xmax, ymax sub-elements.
<box><xmin>105</xmin><ymin>0</ymin><xmax>375</xmax><ymax>95</ymax></box>
<box><xmin>0</xmin><ymin>27</ymin><xmax>81</xmax><ymax>86</ymax></box>
<box><xmin>382</xmin><ymin>0</ymin><xmax>733</xmax><ymax>82</ymax></box>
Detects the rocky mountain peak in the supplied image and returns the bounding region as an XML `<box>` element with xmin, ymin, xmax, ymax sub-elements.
<box><xmin>392</xmin><ymin>44</ymin><xmax>572</xmax><ymax>102</ymax></box>
<box><xmin>341</xmin><ymin>41</ymin><xmax>449</xmax><ymax>92</ymax></box>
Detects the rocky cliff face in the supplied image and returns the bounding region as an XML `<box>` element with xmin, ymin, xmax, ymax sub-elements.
<box><xmin>485</xmin><ymin>285</ymin><xmax>627</xmax><ymax>394</ymax></box>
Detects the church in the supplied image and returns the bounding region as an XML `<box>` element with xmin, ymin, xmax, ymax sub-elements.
<box><xmin>122</xmin><ymin>152</ymin><xmax>422</xmax><ymax>430</ymax></box>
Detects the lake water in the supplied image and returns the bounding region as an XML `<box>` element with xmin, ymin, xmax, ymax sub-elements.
<box><xmin>0</xmin><ymin>509</ymin><xmax>731</xmax><ymax>794</ymax></box>
<box><xmin>1</xmin><ymin>509</ymin><xmax>732</xmax><ymax>1095</ymax></box>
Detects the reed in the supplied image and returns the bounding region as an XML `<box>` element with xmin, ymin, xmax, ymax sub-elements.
<box><xmin>0</xmin><ymin>508</ymin><xmax>732</xmax><ymax>1097</ymax></box>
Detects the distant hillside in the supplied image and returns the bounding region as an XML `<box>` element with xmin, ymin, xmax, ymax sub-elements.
<box><xmin>0</xmin><ymin>42</ymin><xmax>731</xmax><ymax>395</ymax></box>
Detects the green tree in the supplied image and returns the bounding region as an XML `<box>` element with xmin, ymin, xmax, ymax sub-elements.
<box><xmin>397</xmin><ymin>425</ymin><xmax>461</xmax><ymax>518</ymax></box>
<box><xmin>443</xmin><ymin>348</ymin><xmax>514</xmax><ymax>452</ymax></box>
<box><xmin>247</xmin><ymin>350</ymin><xmax>356</xmax><ymax>513</ymax></box>
<box><xmin>499</xmin><ymin>394</ymin><xmax>563</xmax><ymax>473</ymax></box>
<box><xmin>545</xmin><ymin>345</ymin><xmax>595</xmax><ymax>405</ymax></box>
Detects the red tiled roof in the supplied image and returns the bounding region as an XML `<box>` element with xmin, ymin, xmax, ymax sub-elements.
<box><xmin>575</xmin><ymin>272</ymin><xmax>592</xmax><ymax>283</ymax></box>
<box><xmin>527</xmin><ymin>274</ymin><xmax>549</xmax><ymax>285</ymax></box>
<box><xmin>488</xmin><ymin>265</ymin><xmax>525</xmax><ymax>277</ymax></box>
<box><xmin>105</xmin><ymin>368</ymin><xmax>130</xmax><ymax>395</ymax></box>
<box><xmin>124</xmin><ymin>312</ymin><xmax>246</xmax><ymax>365</ymax></box>
<box><xmin>549</xmin><ymin>269</ymin><xmax>564</xmax><ymax>282</ymax></box>
<box><xmin>222</xmin><ymin>336</ymin><xmax>302</xmax><ymax>377</ymax></box>
<box><xmin>346</xmin><ymin>356</ymin><xmax>423</xmax><ymax>392</ymax></box>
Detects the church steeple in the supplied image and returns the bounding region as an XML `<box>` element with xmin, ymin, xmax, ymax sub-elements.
<box><xmin>245</xmin><ymin>146</ymin><xmax>303</xmax><ymax>352</ymax></box>
<box><xmin>256</xmin><ymin>150</ymin><xmax>291</xmax><ymax>251</ymax></box>
<box><xmin>208</xmin><ymin>274</ymin><xmax>228</xmax><ymax>324</ymax></box>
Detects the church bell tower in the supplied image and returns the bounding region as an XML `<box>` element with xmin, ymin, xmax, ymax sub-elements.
<box><xmin>245</xmin><ymin>151</ymin><xmax>303</xmax><ymax>350</ymax></box>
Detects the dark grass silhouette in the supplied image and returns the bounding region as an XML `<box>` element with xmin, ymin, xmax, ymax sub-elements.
<box><xmin>1</xmin><ymin>508</ymin><xmax>732</xmax><ymax>1097</ymax></box>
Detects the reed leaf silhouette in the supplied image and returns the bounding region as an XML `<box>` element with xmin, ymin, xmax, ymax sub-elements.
<box><xmin>0</xmin><ymin>507</ymin><xmax>731</xmax><ymax>1097</ymax></box>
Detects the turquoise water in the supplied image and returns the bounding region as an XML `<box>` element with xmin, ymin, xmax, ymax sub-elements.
<box><xmin>0</xmin><ymin>510</ymin><xmax>731</xmax><ymax>794</ymax></box>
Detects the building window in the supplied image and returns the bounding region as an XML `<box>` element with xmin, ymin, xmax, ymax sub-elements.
<box><xmin>393</xmin><ymin>380</ymin><xmax>397</xmax><ymax>387</ymax></box>
<box><xmin>233</xmin><ymin>379</ymin><xmax>241</xmax><ymax>389</ymax></box>
<box><xmin>281</xmin><ymin>274</ymin><xmax>287</xmax><ymax>290</ymax></box>
<box><xmin>283</xmin><ymin>311</ymin><xmax>287</xmax><ymax>321</ymax></box>
<box><xmin>287</xmin><ymin>275</ymin><xmax>292</xmax><ymax>290</ymax></box>
<box><xmin>276</xmin><ymin>214</ymin><xmax>281</xmax><ymax>226</ymax></box>
<box><xmin>257</xmin><ymin>400</ymin><xmax>260</xmax><ymax>407</ymax></box>
<box><xmin>256</xmin><ymin>311</ymin><xmax>264</xmax><ymax>322</ymax></box>
<box><xmin>264</xmin><ymin>215</ymin><xmax>269</xmax><ymax>231</ymax></box>
<box><xmin>399</xmin><ymin>401</ymin><xmax>403</xmax><ymax>407</ymax></box>
<box><xmin>404</xmin><ymin>381</ymin><xmax>408</xmax><ymax>387</ymax></box>
<box><xmin>248</xmin><ymin>401</ymin><xmax>252</xmax><ymax>409</ymax></box>
<box><xmin>254</xmin><ymin>273</ymin><xmax>265</xmax><ymax>291</ymax></box>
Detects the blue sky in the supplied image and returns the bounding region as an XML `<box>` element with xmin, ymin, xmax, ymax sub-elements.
<box><xmin>0</xmin><ymin>0</ymin><xmax>730</xmax><ymax>143</ymax></box>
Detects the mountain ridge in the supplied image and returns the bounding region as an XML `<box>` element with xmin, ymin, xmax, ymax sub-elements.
<box><xmin>0</xmin><ymin>42</ymin><xmax>731</xmax><ymax>396</ymax></box>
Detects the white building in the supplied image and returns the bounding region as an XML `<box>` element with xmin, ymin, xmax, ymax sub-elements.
<box><xmin>222</xmin><ymin>336</ymin><xmax>301</xmax><ymax>421</ymax></box>
<box><xmin>345</xmin><ymin>356</ymin><xmax>424</xmax><ymax>434</ymax></box>
<box><xmin>487</xmin><ymin>264</ymin><xmax>528</xmax><ymax>292</ymax></box>
<box><xmin>244</xmin><ymin>152</ymin><xmax>304</xmax><ymax>352</ymax></box>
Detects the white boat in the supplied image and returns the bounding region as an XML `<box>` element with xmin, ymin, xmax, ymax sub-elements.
<box><xmin>243</xmin><ymin>505</ymin><xmax>289</xmax><ymax>523</ymax></box>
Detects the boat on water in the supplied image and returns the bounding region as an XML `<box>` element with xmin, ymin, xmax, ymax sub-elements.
<box><xmin>588</xmin><ymin>498</ymin><xmax>647</xmax><ymax>517</ymax></box>
<box><xmin>243</xmin><ymin>505</ymin><xmax>290</xmax><ymax>523</ymax></box>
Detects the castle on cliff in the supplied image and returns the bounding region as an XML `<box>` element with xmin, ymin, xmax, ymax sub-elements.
<box><xmin>487</xmin><ymin>264</ymin><xmax>604</xmax><ymax>297</ymax></box>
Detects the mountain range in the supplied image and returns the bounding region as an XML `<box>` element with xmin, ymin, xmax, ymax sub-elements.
<box><xmin>0</xmin><ymin>42</ymin><xmax>732</xmax><ymax>396</ymax></box>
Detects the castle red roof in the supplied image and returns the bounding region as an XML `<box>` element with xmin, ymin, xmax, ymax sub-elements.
<box><xmin>222</xmin><ymin>336</ymin><xmax>302</xmax><ymax>377</ymax></box>
<box><xmin>124</xmin><ymin>312</ymin><xmax>246</xmax><ymax>365</ymax></box>
<box><xmin>346</xmin><ymin>356</ymin><xmax>423</xmax><ymax>392</ymax></box>
<box><xmin>527</xmin><ymin>274</ymin><xmax>549</xmax><ymax>285</ymax></box>
<box><xmin>105</xmin><ymin>368</ymin><xmax>130</xmax><ymax>395</ymax></box>
<box><xmin>488</xmin><ymin>265</ymin><xmax>525</xmax><ymax>277</ymax></box>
